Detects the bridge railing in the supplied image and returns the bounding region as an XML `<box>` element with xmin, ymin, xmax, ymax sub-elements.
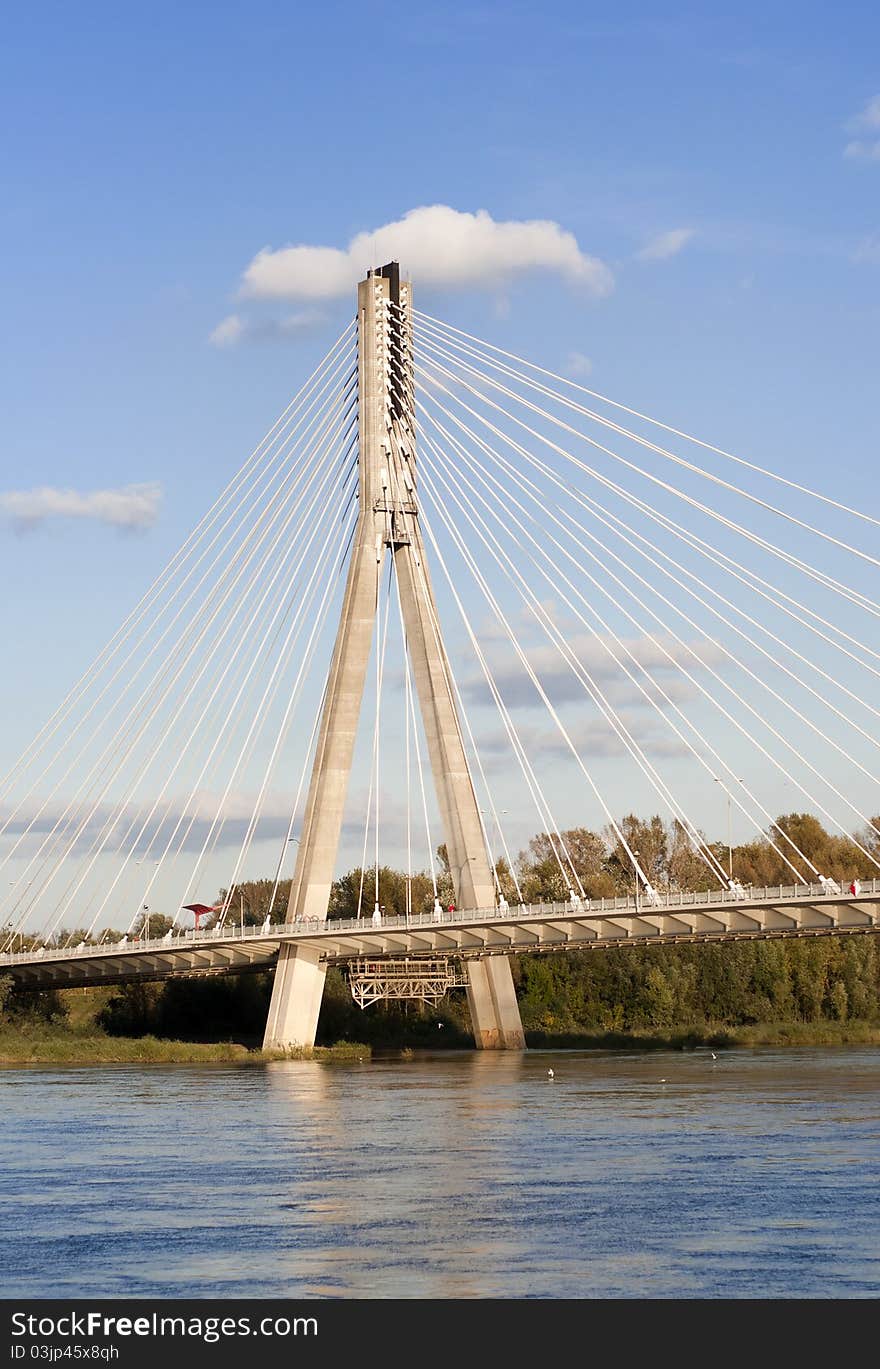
<box><xmin>2</xmin><ymin>876</ymin><xmax>878</xmax><ymax>967</ymax></box>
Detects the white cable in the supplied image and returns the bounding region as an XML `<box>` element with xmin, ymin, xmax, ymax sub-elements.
<box><xmin>417</xmin><ymin>423</ymin><xmax>730</xmax><ymax>888</ymax></box>
<box><xmin>456</xmin><ymin>410</ymin><xmax>880</xmax><ymax>783</ymax></box>
<box><xmin>384</xmin><ymin>425</ymin><xmax>522</xmax><ymax>904</ymax></box>
<box><xmin>44</xmin><ymin>446</ymin><xmax>358</xmax><ymax>947</ymax></box>
<box><xmin>516</xmin><ymin>455</ymin><xmax>880</xmax><ymax>739</ymax></box>
<box><xmin>85</xmin><ymin>452</ymin><xmax>361</xmax><ymax>943</ymax></box>
<box><xmin>413</xmin><ymin>390</ymin><xmax>828</xmax><ymax>881</ymax></box>
<box><xmin>404</xmin><ymin>548</ymin><xmax>515</xmax><ymax>903</ymax></box>
<box><xmin>0</xmin><ymin>333</ymin><xmax>358</xmax><ymax>854</ymax></box>
<box><xmin>0</xmin><ymin>361</ymin><xmax>359</xmax><ymax>869</ymax></box>
<box><xmin>355</xmin><ymin>556</ymin><xmax>392</xmax><ymax>921</ymax></box>
<box><xmin>418</xmin><ymin>390</ymin><xmax>880</xmax><ymax>818</ymax></box>
<box><xmin>411</xmin><ymin>307</ymin><xmax>880</xmax><ymax>532</ymax></box>
<box><xmin>392</xmin><ymin>547</ymin><xmax>413</xmax><ymax>916</ymax></box>
<box><xmin>417</xmin><ymin>384</ymin><xmax>879</xmax><ymax>877</ymax></box>
<box><xmin>418</xmin><ymin>417</ymin><xmax>803</xmax><ymax>888</ymax></box>
<box><xmin>416</xmin><ymin>409</ymin><xmax>806</xmax><ymax>882</ymax></box>
<box><xmin>176</xmin><ymin>482</ymin><xmax>361</xmax><ymax>916</ymax></box>
<box><xmin>215</xmin><ymin>498</ymin><xmax>358</xmax><ymax>928</ymax></box>
<box><xmin>98</xmin><ymin>480</ymin><xmax>360</xmax><ymax>938</ymax></box>
<box><xmin>417</xmin><ymin>434</ymin><xmax>729</xmax><ymax>890</ymax></box>
<box><xmin>416</xmin><ymin>370</ymin><xmax>880</xmax><ymax>793</ymax></box>
<box><xmin>414</xmin><ymin>358</ymin><xmax>880</xmax><ymax>675</ymax></box>
<box><xmin>149</xmin><ymin>457</ymin><xmax>359</xmax><ymax>934</ymax></box>
<box><xmin>0</xmin><ymin>322</ymin><xmax>356</xmax><ymax>806</ymax></box>
<box><xmin>412</xmin><ymin>314</ymin><xmax>880</xmax><ymax>574</ymax></box>
<box><xmin>10</xmin><ymin>392</ymin><xmax>359</xmax><ymax>941</ymax></box>
<box><xmin>267</xmin><ymin>669</ymin><xmax>327</xmax><ymax>921</ymax></box>
<box><xmin>265</xmin><ymin>517</ymin><xmax>358</xmax><ymax>922</ymax></box>
<box><xmin>415</xmin><ymin>345</ymin><xmax>880</xmax><ymax>624</ymax></box>
<box><xmin>401</xmin><ymin>483</ymin><xmax>572</xmax><ymax>899</ymax></box>
<box><xmin>415</xmin><ymin>495</ymin><xmax>596</xmax><ymax>899</ymax></box>
<box><xmin>15</xmin><ymin>419</ymin><xmax>358</xmax><ymax>946</ymax></box>
<box><xmin>14</xmin><ymin>379</ymin><xmax>358</xmax><ymax>904</ymax></box>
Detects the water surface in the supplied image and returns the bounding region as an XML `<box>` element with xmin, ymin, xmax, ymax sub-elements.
<box><xmin>2</xmin><ymin>1047</ymin><xmax>878</xmax><ymax>1298</ymax></box>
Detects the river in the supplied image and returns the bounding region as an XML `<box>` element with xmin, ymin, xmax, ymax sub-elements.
<box><xmin>1</xmin><ymin>1047</ymin><xmax>878</xmax><ymax>1298</ymax></box>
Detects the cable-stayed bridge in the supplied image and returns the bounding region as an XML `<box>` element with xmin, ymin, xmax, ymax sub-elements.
<box><xmin>2</xmin><ymin>262</ymin><xmax>879</xmax><ymax>1050</ymax></box>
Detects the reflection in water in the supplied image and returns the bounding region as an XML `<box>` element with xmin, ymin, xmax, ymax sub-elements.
<box><xmin>1</xmin><ymin>1048</ymin><xmax>879</xmax><ymax>1298</ymax></box>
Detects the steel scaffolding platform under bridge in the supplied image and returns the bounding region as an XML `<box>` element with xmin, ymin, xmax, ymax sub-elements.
<box><xmin>345</xmin><ymin>956</ymin><xmax>468</xmax><ymax>1008</ymax></box>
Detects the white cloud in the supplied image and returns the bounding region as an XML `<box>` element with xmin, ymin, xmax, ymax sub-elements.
<box><xmin>209</xmin><ymin>309</ymin><xmax>325</xmax><ymax>347</ymax></box>
<box><xmin>843</xmin><ymin>95</ymin><xmax>880</xmax><ymax>160</ymax></box>
<box><xmin>636</xmin><ymin>227</ymin><xmax>695</xmax><ymax>262</ymax></box>
<box><xmin>852</xmin><ymin>234</ymin><xmax>880</xmax><ymax>264</ymax></box>
<box><xmin>209</xmin><ymin>314</ymin><xmax>245</xmax><ymax>347</ymax></box>
<box><xmin>239</xmin><ymin>205</ymin><xmax>614</xmax><ymax>301</ymax></box>
<box><xmin>463</xmin><ymin>633</ymin><xmax>724</xmax><ymax>710</ymax></box>
<box><xmin>0</xmin><ymin>483</ymin><xmax>161</xmax><ymax>531</ymax></box>
<box><xmin>850</xmin><ymin>94</ymin><xmax>880</xmax><ymax>129</ymax></box>
<box><xmin>565</xmin><ymin>351</ymin><xmax>593</xmax><ymax>378</ymax></box>
<box><xmin>844</xmin><ymin>140</ymin><xmax>880</xmax><ymax>161</ymax></box>
<box><xmin>479</xmin><ymin>713</ymin><xmax>693</xmax><ymax>764</ymax></box>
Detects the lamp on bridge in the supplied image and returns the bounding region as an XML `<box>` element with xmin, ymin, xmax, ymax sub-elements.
<box><xmin>480</xmin><ymin>807</ymin><xmax>510</xmax><ymax>903</ymax></box>
<box><xmin>268</xmin><ymin>835</ymin><xmax>300</xmax><ymax>923</ymax></box>
<box><xmin>713</xmin><ymin>777</ymin><xmax>744</xmax><ymax>880</ymax></box>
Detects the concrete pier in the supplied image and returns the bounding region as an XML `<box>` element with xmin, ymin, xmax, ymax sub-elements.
<box><xmin>262</xmin><ymin>944</ymin><xmax>326</xmax><ymax>1050</ymax></box>
<box><xmin>466</xmin><ymin>956</ymin><xmax>526</xmax><ymax>1049</ymax></box>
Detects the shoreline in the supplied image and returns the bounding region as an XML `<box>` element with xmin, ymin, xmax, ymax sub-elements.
<box><xmin>0</xmin><ymin>1031</ymin><xmax>371</xmax><ymax>1065</ymax></box>
<box><xmin>3</xmin><ymin>1019</ymin><xmax>880</xmax><ymax>1065</ymax></box>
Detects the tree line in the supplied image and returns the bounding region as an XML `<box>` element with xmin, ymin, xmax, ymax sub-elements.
<box><xmin>212</xmin><ymin>808</ymin><xmax>880</xmax><ymax>926</ymax></box>
<box><xmin>37</xmin><ymin>808</ymin><xmax>880</xmax><ymax>947</ymax></box>
<box><xmin>8</xmin><ymin>931</ymin><xmax>875</xmax><ymax>1046</ymax></box>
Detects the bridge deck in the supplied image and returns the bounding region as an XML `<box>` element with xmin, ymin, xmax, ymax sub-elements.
<box><xmin>2</xmin><ymin>880</ymin><xmax>878</xmax><ymax>991</ymax></box>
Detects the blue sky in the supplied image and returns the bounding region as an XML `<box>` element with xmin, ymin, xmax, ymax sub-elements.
<box><xmin>1</xmin><ymin>1</ymin><xmax>879</xmax><ymax>921</ymax></box>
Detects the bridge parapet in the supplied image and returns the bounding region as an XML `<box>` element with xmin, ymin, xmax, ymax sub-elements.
<box><xmin>2</xmin><ymin>880</ymin><xmax>878</xmax><ymax>993</ymax></box>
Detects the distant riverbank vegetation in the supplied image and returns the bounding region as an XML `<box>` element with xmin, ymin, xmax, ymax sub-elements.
<box><xmin>3</xmin><ymin>812</ymin><xmax>880</xmax><ymax>1062</ymax></box>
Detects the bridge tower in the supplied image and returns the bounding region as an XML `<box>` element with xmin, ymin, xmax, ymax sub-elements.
<box><xmin>263</xmin><ymin>264</ymin><xmax>525</xmax><ymax>1051</ymax></box>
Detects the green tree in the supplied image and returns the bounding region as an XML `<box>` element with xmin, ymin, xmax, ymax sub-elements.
<box><xmin>328</xmin><ymin>866</ymin><xmax>437</xmax><ymax>920</ymax></box>
<box><xmin>132</xmin><ymin>912</ymin><xmax>175</xmax><ymax>940</ymax></box>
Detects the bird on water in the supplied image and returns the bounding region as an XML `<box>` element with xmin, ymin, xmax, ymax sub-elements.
<box><xmin>547</xmin><ymin>1068</ymin><xmax>555</xmax><ymax>1079</ymax></box>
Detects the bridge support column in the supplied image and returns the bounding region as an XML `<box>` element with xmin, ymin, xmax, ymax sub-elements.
<box><xmin>284</xmin><ymin>264</ymin><xmax>497</xmax><ymax>924</ymax></box>
<box><xmin>263</xmin><ymin>944</ymin><xmax>326</xmax><ymax>1050</ymax></box>
<box><xmin>466</xmin><ymin>956</ymin><xmax>525</xmax><ymax>1049</ymax></box>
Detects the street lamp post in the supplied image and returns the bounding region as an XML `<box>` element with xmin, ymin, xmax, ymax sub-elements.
<box><xmin>633</xmin><ymin>850</ymin><xmax>641</xmax><ymax>913</ymax></box>
<box><xmin>480</xmin><ymin>808</ymin><xmax>508</xmax><ymax>876</ymax></box>
<box><xmin>714</xmin><ymin>778</ymin><xmax>744</xmax><ymax>880</ymax></box>
<box><xmin>268</xmin><ymin>835</ymin><xmax>300</xmax><ymax>923</ymax></box>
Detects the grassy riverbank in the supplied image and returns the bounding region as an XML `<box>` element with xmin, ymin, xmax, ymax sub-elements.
<box><xmin>3</xmin><ymin>1016</ymin><xmax>880</xmax><ymax>1065</ymax></box>
<box><xmin>525</xmin><ymin>1020</ymin><xmax>880</xmax><ymax>1050</ymax></box>
<box><xmin>3</xmin><ymin>961</ymin><xmax>880</xmax><ymax>1065</ymax></box>
<box><xmin>0</xmin><ymin>1023</ymin><xmax>371</xmax><ymax>1065</ymax></box>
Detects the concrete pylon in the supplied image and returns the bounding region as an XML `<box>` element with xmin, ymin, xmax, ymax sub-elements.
<box><xmin>263</xmin><ymin>263</ymin><xmax>524</xmax><ymax>1052</ymax></box>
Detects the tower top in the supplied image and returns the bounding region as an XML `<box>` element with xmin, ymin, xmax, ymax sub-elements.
<box><xmin>365</xmin><ymin>260</ymin><xmax>403</xmax><ymax>305</ymax></box>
